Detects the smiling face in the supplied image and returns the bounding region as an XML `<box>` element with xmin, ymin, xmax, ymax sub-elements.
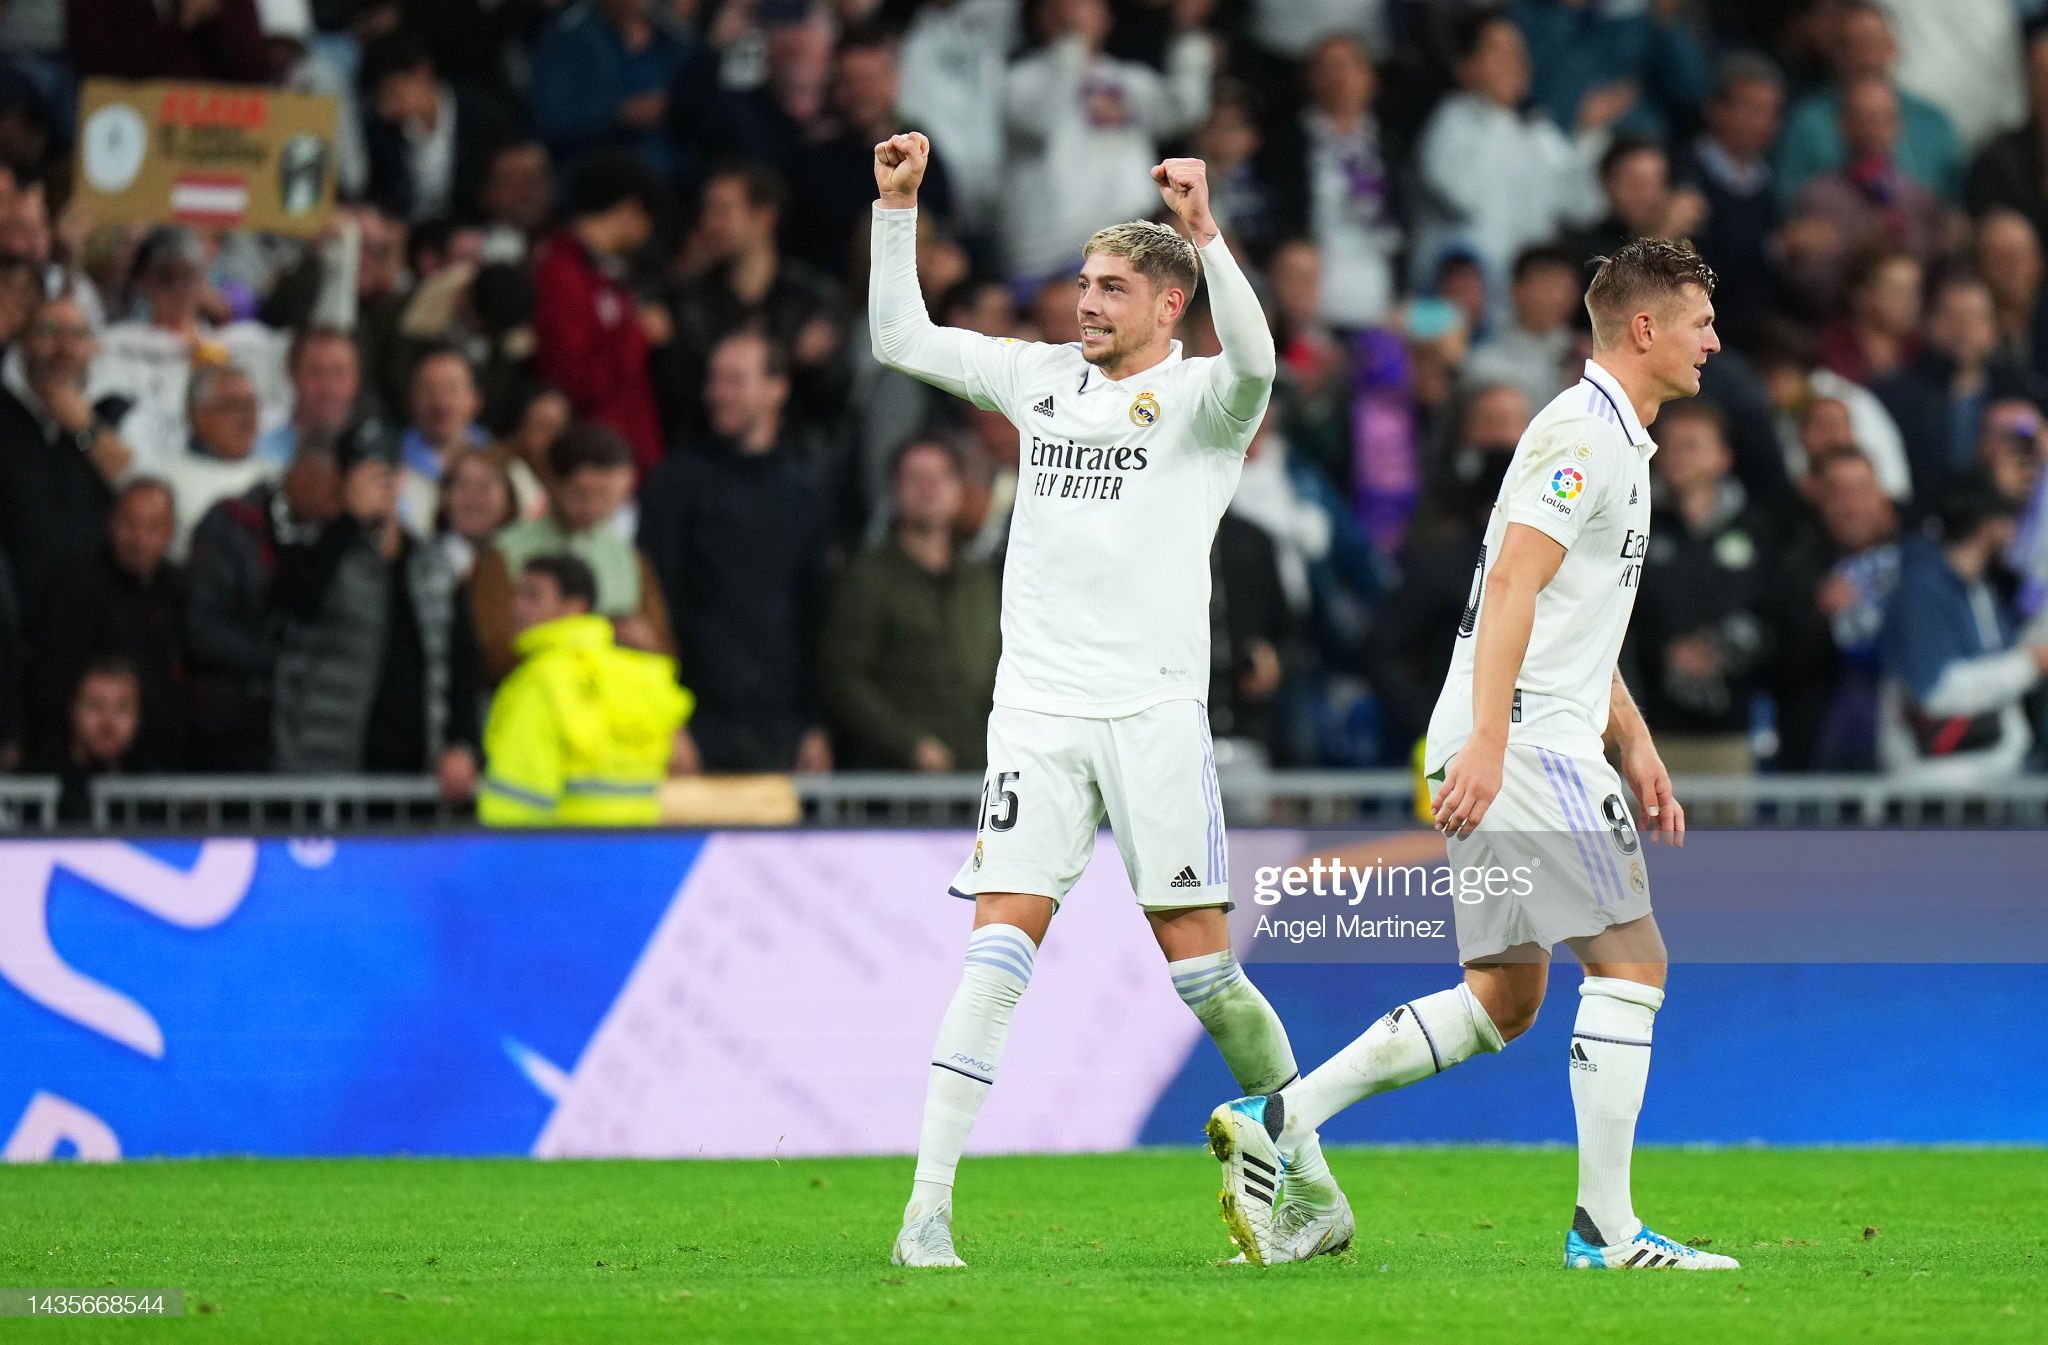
<box><xmin>1075</xmin><ymin>253</ymin><xmax>1182</xmax><ymax>373</ymax></box>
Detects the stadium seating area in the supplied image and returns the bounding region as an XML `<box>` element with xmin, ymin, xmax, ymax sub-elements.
<box><xmin>5</xmin><ymin>0</ymin><xmax>2048</xmax><ymax>825</ymax></box>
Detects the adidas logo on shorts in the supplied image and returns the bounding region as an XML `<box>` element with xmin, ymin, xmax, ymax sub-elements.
<box><xmin>1169</xmin><ymin>866</ymin><xmax>1201</xmax><ymax>889</ymax></box>
<box><xmin>1032</xmin><ymin>395</ymin><xmax>1055</xmax><ymax>418</ymax></box>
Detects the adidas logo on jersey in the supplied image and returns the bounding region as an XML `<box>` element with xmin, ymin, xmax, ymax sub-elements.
<box><xmin>1569</xmin><ymin>1041</ymin><xmax>1598</xmax><ymax>1072</ymax></box>
<box><xmin>1629</xmin><ymin>484</ymin><xmax>1639</xmax><ymax>505</ymax></box>
<box><xmin>1169</xmin><ymin>866</ymin><xmax>1202</xmax><ymax>889</ymax></box>
<box><xmin>1032</xmin><ymin>395</ymin><xmax>1055</xmax><ymax>418</ymax></box>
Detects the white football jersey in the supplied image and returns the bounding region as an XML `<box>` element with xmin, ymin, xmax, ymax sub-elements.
<box><xmin>870</xmin><ymin>205</ymin><xmax>1273</xmax><ymax>718</ymax></box>
<box><xmin>1425</xmin><ymin>360</ymin><xmax>1658</xmax><ymax>770</ymax></box>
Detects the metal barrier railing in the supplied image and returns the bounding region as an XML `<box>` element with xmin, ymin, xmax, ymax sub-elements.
<box><xmin>0</xmin><ymin>770</ymin><xmax>2042</xmax><ymax>834</ymax></box>
<box><xmin>0</xmin><ymin>777</ymin><xmax>60</xmax><ymax>831</ymax></box>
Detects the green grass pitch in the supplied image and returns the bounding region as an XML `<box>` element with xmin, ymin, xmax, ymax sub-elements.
<box><xmin>2</xmin><ymin>1149</ymin><xmax>2041</xmax><ymax>1344</ymax></box>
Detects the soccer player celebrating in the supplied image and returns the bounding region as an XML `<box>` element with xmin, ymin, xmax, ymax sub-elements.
<box><xmin>1206</xmin><ymin>238</ymin><xmax>1742</xmax><ymax>1272</ymax></box>
<box><xmin>870</xmin><ymin>132</ymin><xmax>1350</xmax><ymax>1268</ymax></box>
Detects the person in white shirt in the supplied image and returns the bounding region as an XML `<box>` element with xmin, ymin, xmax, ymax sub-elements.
<box><xmin>1411</xmin><ymin>11</ymin><xmax>1628</xmax><ymax>304</ymax></box>
<box><xmin>1298</xmin><ymin>33</ymin><xmax>1401</xmax><ymax>329</ymax></box>
<box><xmin>869</xmin><ymin>132</ymin><xmax>1350</xmax><ymax>1269</ymax></box>
<box><xmin>1465</xmin><ymin>244</ymin><xmax>1583</xmax><ymax>413</ymax></box>
<box><xmin>1209</xmin><ymin>238</ymin><xmax>1742</xmax><ymax>1274</ymax></box>
<box><xmin>160</xmin><ymin>364</ymin><xmax>281</xmax><ymax>558</ymax></box>
<box><xmin>896</xmin><ymin>0</ymin><xmax>1021</xmax><ymax>233</ymax></box>
<box><xmin>999</xmin><ymin>0</ymin><xmax>1212</xmax><ymax>278</ymax></box>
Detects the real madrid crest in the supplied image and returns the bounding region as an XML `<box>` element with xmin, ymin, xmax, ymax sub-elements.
<box><xmin>1129</xmin><ymin>390</ymin><xmax>1161</xmax><ymax>427</ymax></box>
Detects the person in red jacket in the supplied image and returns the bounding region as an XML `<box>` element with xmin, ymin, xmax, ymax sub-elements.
<box><xmin>533</xmin><ymin>150</ymin><xmax>669</xmax><ymax>476</ymax></box>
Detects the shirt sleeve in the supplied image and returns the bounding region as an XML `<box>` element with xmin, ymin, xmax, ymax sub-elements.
<box><xmin>869</xmin><ymin>203</ymin><xmax>1033</xmax><ymax>413</ymax></box>
<box><xmin>1191</xmin><ymin>232</ymin><xmax>1276</xmax><ymax>451</ymax></box>
<box><xmin>1501</xmin><ymin>418</ymin><xmax>1613</xmax><ymax>551</ymax></box>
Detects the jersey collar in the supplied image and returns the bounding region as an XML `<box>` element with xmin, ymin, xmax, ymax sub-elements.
<box><xmin>1581</xmin><ymin>359</ymin><xmax>1657</xmax><ymax>456</ymax></box>
<box><xmin>1077</xmin><ymin>340</ymin><xmax>1184</xmax><ymax>394</ymax></box>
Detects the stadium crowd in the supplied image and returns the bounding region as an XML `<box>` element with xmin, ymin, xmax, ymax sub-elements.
<box><xmin>5</xmin><ymin>0</ymin><xmax>2048</xmax><ymax>820</ymax></box>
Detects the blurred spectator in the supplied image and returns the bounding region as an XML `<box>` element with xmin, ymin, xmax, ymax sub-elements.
<box><xmin>1569</xmin><ymin>135</ymin><xmax>1708</xmax><ymax>283</ymax></box>
<box><xmin>1875</xmin><ymin>0</ymin><xmax>2024</xmax><ymax>154</ymax></box>
<box><xmin>1265</xmin><ymin>237</ymin><xmax>1350</xmax><ymax>488</ymax></box>
<box><xmin>1209</xmin><ymin>508</ymin><xmax>1291</xmax><ymax>751</ymax></box>
<box><xmin>0</xmin><ymin>249</ymin><xmax>42</xmax><ymax>348</ymax></box>
<box><xmin>399</xmin><ymin>0</ymin><xmax>556</xmax><ymax>98</ymax></box>
<box><xmin>533</xmin><ymin>149</ymin><xmax>666</xmax><ymax>475</ymax></box>
<box><xmin>3</xmin><ymin>182</ymin><xmax>104</xmax><ymax>325</ymax></box>
<box><xmin>472</xmin><ymin>421</ymin><xmax>674</xmax><ymax>682</ymax></box>
<box><xmin>1967</xmin><ymin>30</ymin><xmax>2048</xmax><ymax>240</ymax></box>
<box><xmin>1411</xmin><ymin>11</ymin><xmax>1622</xmax><ymax>300</ymax></box>
<box><xmin>1879</xmin><ymin>477</ymin><xmax>2047</xmax><ymax>783</ymax></box>
<box><xmin>895</xmin><ymin>0</ymin><xmax>1022</xmax><ymax>231</ymax></box>
<box><xmin>272</xmin><ymin>440</ymin><xmax>481</xmax><ymax>795</ymax></box>
<box><xmin>1512</xmin><ymin>0</ymin><xmax>1709</xmax><ymax>143</ymax></box>
<box><xmin>68</xmin><ymin>0</ymin><xmax>267</xmax><ymax>82</ymax></box>
<box><xmin>256</xmin><ymin>325</ymin><xmax>359</xmax><ymax>466</ymax></box>
<box><xmin>1463</xmin><ymin>244</ymin><xmax>1580</xmax><ymax>414</ymax></box>
<box><xmin>1000</xmin><ymin>0</ymin><xmax>1213</xmax><ymax>278</ymax></box>
<box><xmin>1277</xmin><ymin>34</ymin><xmax>1401</xmax><ymax>329</ymax></box>
<box><xmin>1817</xmin><ymin>247</ymin><xmax>1921</xmax><ymax>387</ymax></box>
<box><xmin>821</xmin><ymin>438</ymin><xmax>998</xmax><ymax>772</ymax></box>
<box><xmin>674</xmin><ymin>4</ymin><xmax>836</xmax><ymax>187</ymax></box>
<box><xmin>477</xmin><ymin>552</ymin><xmax>691</xmax><ymax>825</ymax></box>
<box><xmin>1976</xmin><ymin>208</ymin><xmax>2048</xmax><ymax>386</ymax></box>
<box><xmin>1194</xmin><ymin>78</ymin><xmax>1282</xmax><ymax>265</ymax></box>
<box><xmin>638</xmin><ymin>331</ymin><xmax>830</xmax><ymax>774</ymax></box>
<box><xmin>29</xmin><ymin>478</ymin><xmax>187</xmax><ymax>772</ymax></box>
<box><xmin>1783</xmin><ymin>75</ymin><xmax>1952</xmax><ymax>312</ymax></box>
<box><xmin>1977</xmin><ymin>398</ymin><xmax>2046</xmax><ymax>511</ymax></box>
<box><xmin>1241</xmin><ymin>0</ymin><xmax>1390</xmax><ymax>78</ymax></box>
<box><xmin>529</xmin><ymin>0</ymin><xmax>688</xmax><ymax>179</ymax></box>
<box><xmin>92</xmin><ymin>228</ymin><xmax>291</xmax><ymax>470</ymax></box>
<box><xmin>0</xmin><ymin>295</ymin><xmax>133</xmax><ymax>615</ymax></box>
<box><xmin>1877</xmin><ymin>272</ymin><xmax>2040</xmax><ymax>509</ymax></box>
<box><xmin>184</xmin><ymin>446</ymin><xmax>340</xmax><ymax>771</ymax></box>
<box><xmin>668</xmin><ymin>162</ymin><xmax>844</xmax><ymax>443</ymax></box>
<box><xmin>1624</xmin><ymin>402</ymin><xmax>1778</xmax><ymax>775</ymax></box>
<box><xmin>349</xmin><ymin>207</ymin><xmax>414</xmax><ymax>416</ymax></box>
<box><xmin>360</xmin><ymin>28</ymin><xmax>516</xmax><ymax>223</ymax></box>
<box><xmin>474</xmin><ymin>138</ymin><xmax>556</xmax><ymax>260</ymax></box>
<box><xmin>260</xmin><ymin>0</ymin><xmax>368</xmax><ymax>199</ymax></box>
<box><xmin>33</xmin><ymin>657</ymin><xmax>144</xmax><ymax>824</ymax></box>
<box><xmin>432</xmin><ymin>446</ymin><xmax>517</xmax><ymax>580</ymax></box>
<box><xmin>1776</xmin><ymin>0</ymin><xmax>1964</xmax><ymax>207</ymax></box>
<box><xmin>394</xmin><ymin>344</ymin><xmax>487</xmax><ymax>537</ymax></box>
<box><xmin>1750</xmin><ymin>314</ymin><xmax>1914</xmax><ymax>503</ymax></box>
<box><xmin>495</xmin><ymin>382</ymin><xmax>570</xmax><ymax>517</ymax></box>
<box><xmin>160</xmin><ymin>363</ymin><xmax>281</xmax><ymax>556</ymax></box>
<box><xmin>1368</xmin><ymin>382</ymin><xmax>1530</xmax><ymax>755</ymax></box>
<box><xmin>1779</xmin><ymin>448</ymin><xmax>1903</xmax><ymax>772</ymax></box>
<box><xmin>794</xmin><ymin>28</ymin><xmax>956</xmax><ymax>279</ymax></box>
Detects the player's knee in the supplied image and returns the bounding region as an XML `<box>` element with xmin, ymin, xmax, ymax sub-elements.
<box><xmin>1465</xmin><ymin>970</ymin><xmax>1544</xmax><ymax>1043</ymax></box>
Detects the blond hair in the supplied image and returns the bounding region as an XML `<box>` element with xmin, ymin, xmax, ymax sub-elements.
<box><xmin>1081</xmin><ymin>220</ymin><xmax>1201</xmax><ymax>299</ymax></box>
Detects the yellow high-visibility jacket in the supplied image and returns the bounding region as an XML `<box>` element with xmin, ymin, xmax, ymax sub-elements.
<box><xmin>479</xmin><ymin>614</ymin><xmax>693</xmax><ymax>826</ymax></box>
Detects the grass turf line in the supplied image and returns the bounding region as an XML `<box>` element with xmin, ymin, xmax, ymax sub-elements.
<box><xmin>1</xmin><ymin>1149</ymin><xmax>2041</xmax><ymax>1345</ymax></box>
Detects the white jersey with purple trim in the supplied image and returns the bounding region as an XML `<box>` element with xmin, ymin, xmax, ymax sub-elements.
<box><xmin>1425</xmin><ymin>359</ymin><xmax>1658</xmax><ymax>771</ymax></box>
<box><xmin>868</xmin><ymin>203</ymin><xmax>1275</xmax><ymax>719</ymax></box>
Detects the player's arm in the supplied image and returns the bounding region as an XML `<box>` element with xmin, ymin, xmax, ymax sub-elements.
<box><xmin>1433</xmin><ymin>522</ymin><xmax>1565</xmax><ymax>838</ymax></box>
<box><xmin>868</xmin><ymin>132</ymin><xmax>1015</xmax><ymax>408</ymax></box>
<box><xmin>1606</xmin><ymin>669</ymin><xmax>1684</xmax><ymax>845</ymax></box>
<box><xmin>1154</xmin><ymin>157</ymin><xmax>1274</xmax><ymax>425</ymax></box>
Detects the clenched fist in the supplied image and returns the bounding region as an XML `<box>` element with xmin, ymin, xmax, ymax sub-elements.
<box><xmin>1151</xmin><ymin>157</ymin><xmax>1217</xmax><ymax>246</ymax></box>
<box><xmin>874</xmin><ymin>132</ymin><xmax>930</xmax><ymax>209</ymax></box>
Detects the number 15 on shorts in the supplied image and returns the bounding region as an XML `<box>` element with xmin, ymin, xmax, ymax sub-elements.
<box><xmin>980</xmin><ymin>771</ymin><xmax>1020</xmax><ymax>833</ymax></box>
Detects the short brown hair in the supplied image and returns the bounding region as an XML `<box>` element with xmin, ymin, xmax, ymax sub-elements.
<box><xmin>1584</xmin><ymin>237</ymin><xmax>1717</xmax><ymax>348</ymax></box>
<box><xmin>1082</xmin><ymin>220</ymin><xmax>1201</xmax><ymax>301</ymax></box>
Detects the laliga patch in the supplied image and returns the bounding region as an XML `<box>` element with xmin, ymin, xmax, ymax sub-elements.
<box><xmin>1541</xmin><ymin>465</ymin><xmax>1584</xmax><ymax>514</ymax></box>
<box><xmin>1129</xmin><ymin>390</ymin><xmax>1161</xmax><ymax>427</ymax></box>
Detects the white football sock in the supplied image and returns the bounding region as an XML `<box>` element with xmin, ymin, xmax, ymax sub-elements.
<box><xmin>1569</xmin><ymin>976</ymin><xmax>1664</xmax><ymax>1248</ymax></box>
<box><xmin>1278</xmin><ymin>983</ymin><xmax>1504</xmax><ymax>1152</ymax></box>
<box><xmin>1170</xmin><ymin>951</ymin><xmax>1337</xmax><ymax>1202</ymax></box>
<box><xmin>906</xmin><ymin>923</ymin><xmax>1037</xmax><ymax>1219</ymax></box>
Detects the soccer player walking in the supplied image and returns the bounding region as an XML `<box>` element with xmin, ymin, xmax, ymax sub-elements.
<box><xmin>1207</xmin><ymin>239</ymin><xmax>1742</xmax><ymax>1272</ymax></box>
<box><xmin>869</xmin><ymin>132</ymin><xmax>1351</xmax><ymax>1267</ymax></box>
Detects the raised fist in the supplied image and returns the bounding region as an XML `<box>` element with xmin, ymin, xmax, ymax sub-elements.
<box><xmin>873</xmin><ymin>132</ymin><xmax>930</xmax><ymax>207</ymax></box>
<box><xmin>1151</xmin><ymin>157</ymin><xmax>1216</xmax><ymax>244</ymax></box>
